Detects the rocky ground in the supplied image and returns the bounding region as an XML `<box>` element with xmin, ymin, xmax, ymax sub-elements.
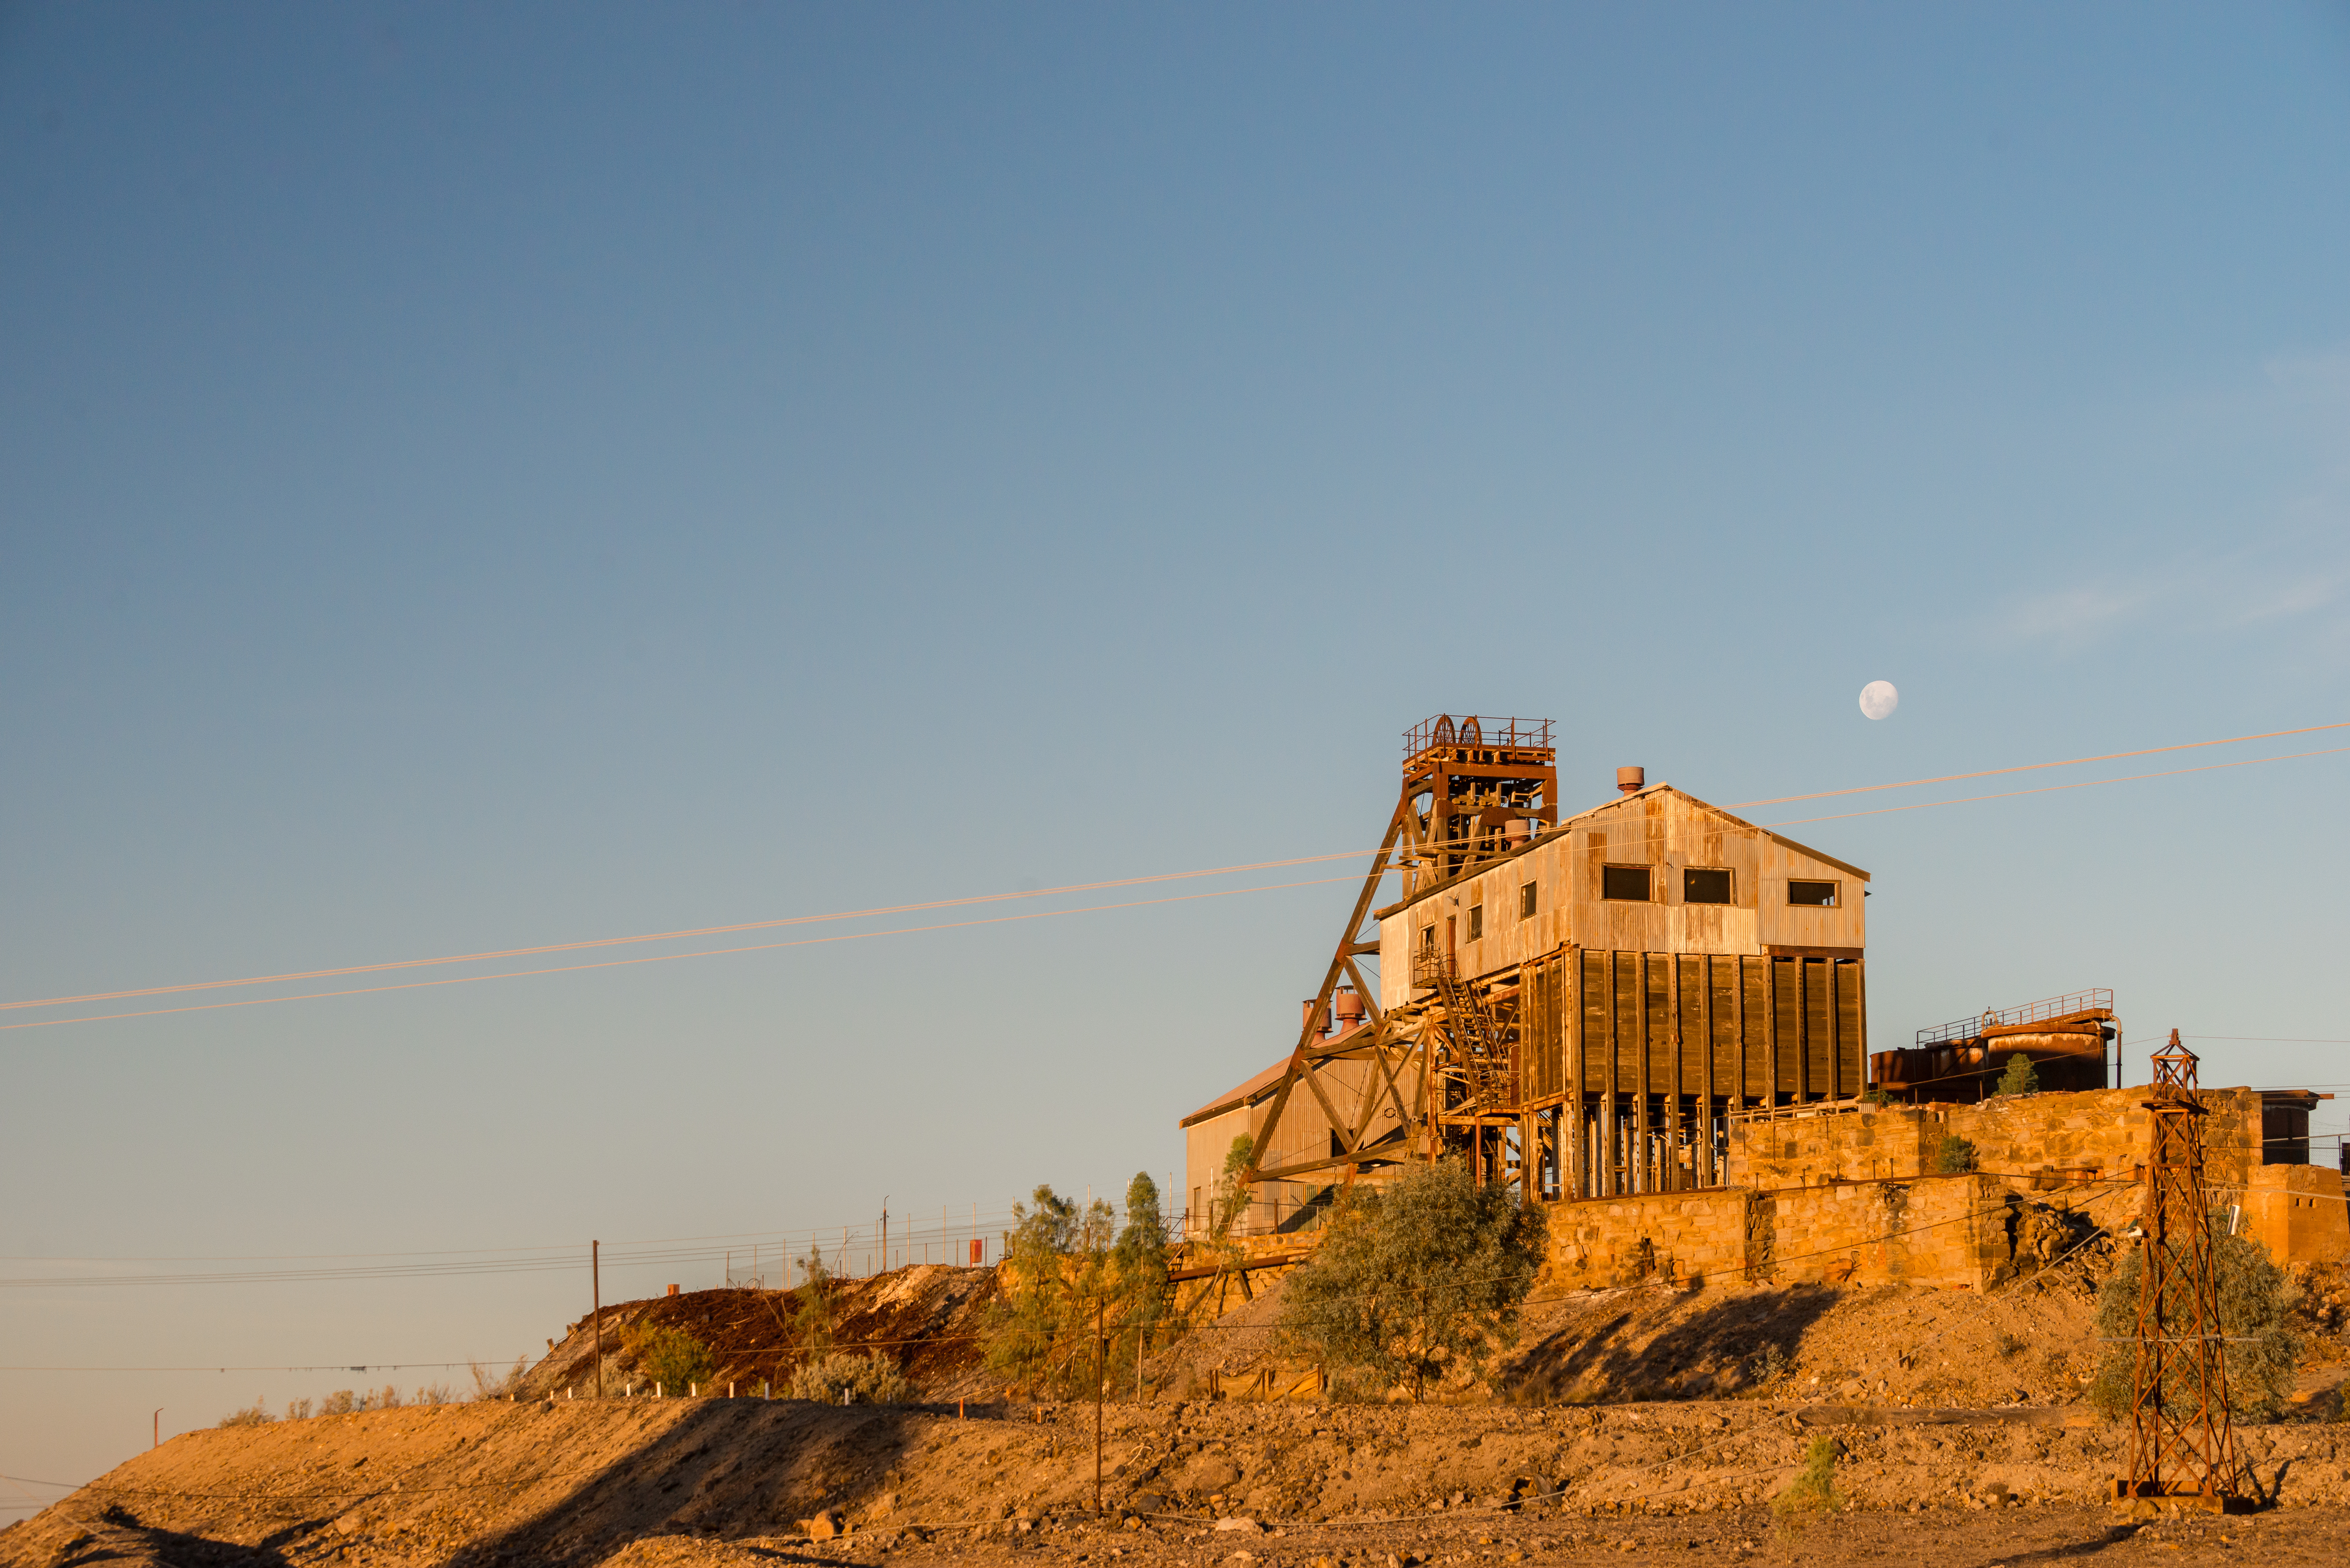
<box><xmin>9</xmin><ymin>1265</ymin><xmax>2346</xmax><ymax>1568</ymax></box>
<box><xmin>7</xmin><ymin>1389</ymin><xmax>2350</xmax><ymax>1568</ymax></box>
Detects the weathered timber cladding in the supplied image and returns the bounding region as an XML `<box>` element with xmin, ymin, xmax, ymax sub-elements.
<box><xmin>1572</xmin><ymin>951</ymin><xmax>1862</xmax><ymax>1101</ymax></box>
<box><xmin>1375</xmin><ymin>785</ymin><xmax>1867</xmax><ymax>1012</ymax></box>
<box><xmin>1522</xmin><ymin>951</ymin><xmax>1570</xmax><ymax>1102</ymax></box>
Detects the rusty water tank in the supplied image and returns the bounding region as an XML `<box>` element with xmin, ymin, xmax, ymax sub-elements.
<box><xmin>1617</xmin><ymin>766</ymin><xmax>1645</xmax><ymax>794</ymax></box>
<box><xmin>1332</xmin><ymin>988</ymin><xmax>1366</xmax><ymax>1029</ymax></box>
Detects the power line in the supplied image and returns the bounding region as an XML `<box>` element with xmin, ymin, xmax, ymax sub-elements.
<box><xmin>1759</xmin><ymin>744</ymin><xmax>2350</xmax><ymax>828</ymax></box>
<box><xmin>1727</xmin><ymin>718</ymin><xmax>2350</xmax><ymax>808</ymax></box>
<box><xmin>1</xmin><ymin>854</ymin><xmax>1397</xmax><ymax>1016</ymax></box>
<box><xmin>0</xmin><ymin>875</ymin><xmax>1360</xmax><ymax>1034</ymax></box>
<box><xmin>0</xmin><ymin>1210</ymin><xmax>1020</xmax><ymax>1266</ymax></box>
<box><xmin>0</xmin><ymin>1361</ymin><xmax>524</xmax><ymax>1374</ymax></box>
<box><xmin>5</xmin><ymin>720</ymin><xmax>2343</xmax><ymax>1034</ymax></box>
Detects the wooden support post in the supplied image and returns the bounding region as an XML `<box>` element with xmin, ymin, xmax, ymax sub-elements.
<box><xmin>1666</xmin><ymin>955</ymin><xmax>1684</xmax><ymax>1192</ymax></box>
<box><xmin>1735</xmin><ymin>954</ymin><xmax>1750</xmax><ymax>1120</ymax></box>
<box><xmin>1796</xmin><ymin>960</ymin><xmax>1812</xmax><ymax>1103</ymax></box>
<box><xmin>1567</xmin><ymin>953</ymin><xmax>1585</xmax><ymax>1200</ymax></box>
<box><xmin>1700</xmin><ymin>957</ymin><xmax>1716</xmax><ymax>1188</ymax></box>
<box><xmin>1604</xmin><ymin>950</ymin><xmax>1620</xmax><ymax>1198</ymax></box>
<box><xmin>1826</xmin><ymin>959</ymin><xmax>1840</xmax><ymax>1100</ymax></box>
<box><xmin>1637</xmin><ymin>954</ymin><xmax>1653</xmax><ymax>1194</ymax></box>
<box><xmin>1765</xmin><ymin>957</ymin><xmax>1781</xmax><ymax>1110</ymax></box>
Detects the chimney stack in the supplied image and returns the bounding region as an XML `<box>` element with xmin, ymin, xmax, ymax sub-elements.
<box><xmin>1616</xmin><ymin>766</ymin><xmax>1645</xmax><ymax>795</ymax></box>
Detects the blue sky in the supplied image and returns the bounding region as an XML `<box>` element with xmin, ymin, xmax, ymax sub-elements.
<box><xmin>5</xmin><ymin>2</ymin><xmax>2349</xmax><ymax>1489</ymax></box>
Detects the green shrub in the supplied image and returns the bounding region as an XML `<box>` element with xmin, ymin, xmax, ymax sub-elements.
<box><xmin>628</xmin><ymin>1325</ymin><xmax>717</xmax><ymax>1395</ymax></box>
<box><xmin>217</xmin><ymin>1399</ymin><xmax>273</xmax><ymax>1428</ymax></box>
<box><xmin>788</xmin><ymin>1350</ymin><xmax>914</xmax><ymax>1404</ymax></box>
<box><xmin>2089</xmin><ymin>1220</ymin><xmax>2303</xmax><ymax>1420</ymax></box>
<box><xmin>1277</xmin><ymin>1157</ymin><xmax>1546</xmax><ymax>1402</ymax></box>
<box><xmin>1935</xmin><ymin>1135</ymin><xmax>1979</xmax><ymax>1174</ymax></box>
<box><xmin>1772</xmin><ymin>1435</ymin><xmax>1841</xmax><ymax>1521</ymax></box>
<box><xmin>1995</xmin><ymin>1055</ymin><xmax>2040</xmax><ymax>1096</ymax></box>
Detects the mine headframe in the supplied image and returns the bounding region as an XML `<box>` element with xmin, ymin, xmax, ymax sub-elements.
<box><xmin>1239</xmin><ymin>715</ymin><xmax>1552</xmax><ymax>1196</ymax></box>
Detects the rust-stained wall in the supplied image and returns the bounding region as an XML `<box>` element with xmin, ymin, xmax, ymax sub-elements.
<box><xmin>1376</xmin><ymin>785</ymin><xmax>1866</xmax><ymax>1010</ymax></box>
<box><xmin>1726</xmin><ymin>1087</ymin><xmax>2263</xmax><ymax>1198</ymax></box>
<box><xmin>1538</xmin><ymin>1084</ymin><xmax>2347</xmax><ymax>1293</ymax></box>
<box><xmin>2245</xmin><ymin>1164</ymin><xmax>2350</xmax><ymax>1267</ymax></box>
<box><xmin>1540</xmin><ymin>1174</ymin><xmax>2020</xmax><ymax>1291</ymax></box>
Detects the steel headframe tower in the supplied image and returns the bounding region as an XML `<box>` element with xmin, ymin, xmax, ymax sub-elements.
<box><xmin>2115</xmin><ymin>1029</ymin><xmax>2244</xmax><ymax>1512</ymax></box>
<box><xmin>1241</xmin><ymin>716</ymin><xmax>1555</xmax><ymax>1197</ymax></box>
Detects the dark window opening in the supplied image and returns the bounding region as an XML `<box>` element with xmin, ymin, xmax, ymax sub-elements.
<box><xmin>1419</xmin><ymin>924</ymin><xmax>1436</xmax><ymax>951</ymax></box>
<box><xmin>1468</xmin><ymin>904</ymin><xmax>1484</xmax><ymax>940</ymax></box>
<box><xmin>1601</xmin><ymin>865</ymin><xmax>1652</xmax><ymax>902</ymax></box>
<box><xmin>1684</xmin><ymin>867</ymin><xmax>1732</xmax><ymax>905</ymax></box>
<box><xmin>1788</xmin><ymin>879</ymin><xmax>1838</xmax><ymax>907</ymax></box>
<box><xmin>1519</xmin><ymin>881</ymin><xmax>1537</xmax><ymax>919</ymax></box>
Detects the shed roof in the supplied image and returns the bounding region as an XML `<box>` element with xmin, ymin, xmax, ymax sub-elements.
<box><xmin>1180</xmin><ymin>1058</ymin><xmax>1289</xmax><ymax>1129</ymax></box>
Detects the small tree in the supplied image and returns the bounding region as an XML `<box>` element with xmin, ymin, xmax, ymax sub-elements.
<box><xmin>984</xmin><ymin>1182</ymin><xmax>1115</xmax><ymax>1397</ymax></box>
<box><xmin>793</xmin><ymin>1245</ymin><xmax>835</xmax><ymax>1358</ymax></box>
<box><xmin>1995</xmin><ymin>1054</ymin><xmax>2040</xmax><ymax>1096</ymax></box>
<box><xmin>1211</xmin><ymin>1135</ymin><xmax>1255</xmax><ymax>1237</ymax></box>
<box><xmin>2090</xmin><ymin>1219</ymin><xmax>2303</xmax><ymax>1420</ymax></box>
<box><xmin>1935</xmin><ymin>1135</ymin><xmax>1979</xmax><ymax>1174</ymax></box>
<box><xmin>1112</xmin><ymin>1171</ymin><xmax>1173</xmax><ymax>1390</ymax></box>
<box><xmin>1278</xmin><ymin>1158</ymin><xmax>1546</xmax><ymax>1401</ymax></box>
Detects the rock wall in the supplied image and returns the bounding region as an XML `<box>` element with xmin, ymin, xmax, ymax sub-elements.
<box><xmin>1537</xmin><ymin>1082</ymin><xmax>2346</xmax><ymax>1291</ymax></box>
<box><xmin>1541</xmin><ymin>1174</ymin><xmax>2047</xmax><ymax>1290</ymax></box>
<box><xmin>1725</xmin><ymin>1087</ymin><xmax>2264</xmax><ymax>1193</ymax></box>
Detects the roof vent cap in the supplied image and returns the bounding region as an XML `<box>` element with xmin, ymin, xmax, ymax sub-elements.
<box><xmin>1616</xmin><ymin>766</ymin><xmax>1645</xmax><ymax>795</ymax></box>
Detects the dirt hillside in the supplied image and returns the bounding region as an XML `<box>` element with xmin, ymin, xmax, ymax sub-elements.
<box><xmin>9</xmin><ymin>1391</ymin><xmax>2350</xmax><ymax>1568</ymax></box>
<box><xmin>10</xmin><ymin>1263</ymin><xmax>2347</xmax><ymax>1568</ymax></box>
<box><xmin>520</xmin><ymin>1266</ymin><xmax>1003</xmax><ymax>1401</ymax></box>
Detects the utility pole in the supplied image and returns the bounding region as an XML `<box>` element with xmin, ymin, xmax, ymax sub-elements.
<box><xmin>153</xmin><ymin>1409</ymin><xmax>162</xmax><ymax>1450</ymax></box>
<box><xmin>880</xmin><ymin>1198</ymin><xmax>889</xmax><ymax>1275</ymax></box>
<box><xmin>592</xmin><ymin>1241</ymin><xmax>603</xmax><ymax>1399</ymax></box>
<box><xmin>1094</xmin><ymin>1295</ymin><xmax>1107</xmax><ymax>1514</ymax></box>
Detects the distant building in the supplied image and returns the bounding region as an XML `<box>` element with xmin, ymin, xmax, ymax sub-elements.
<box><xmin>1178</xmin><ymin>715</ymin><xmax>2345</xmax><ymax>1281</ymax></box>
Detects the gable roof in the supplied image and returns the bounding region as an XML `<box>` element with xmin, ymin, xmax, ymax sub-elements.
<box><xmin>1375</xmin><ymin>782</ymin><xmax>1869</xmax><ymax>919</ymax></box>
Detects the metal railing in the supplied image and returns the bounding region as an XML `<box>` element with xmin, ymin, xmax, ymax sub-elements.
<box><xmin>1402</xmin><ymin>714</ymin><xmax>1554</xmax><ymax>758</ymax></box>
<box><xmin>1914</xmin><ymin>987</ymin><xmax>2114</xmax><ymax>1048</ymax></box>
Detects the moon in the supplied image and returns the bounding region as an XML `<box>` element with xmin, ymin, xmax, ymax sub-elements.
<box><xmin>1858</xmin><ymin>680</ymin><xmax>1899</xmax><ymax>720</ymax></box>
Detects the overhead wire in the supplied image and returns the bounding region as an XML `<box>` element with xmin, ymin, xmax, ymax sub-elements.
<box><xmin>1757</xmin><ymin>744</ymin><xmax>2350</xmax><ymax>828</ymax></box>
<box><xmin>3</xmin><ymin>718</ymin><xmax>2343</xmax><ymax>1036</ymax></box>
<box><xmin>0</xmin><ymin>875</ymin><xmax>1362</xmax><ymax>1033</ymax></box>
<box><xmin>1724</xmin><ymin>717</ymin><xmax>2350</xmax><ymax>808</ymax></box>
